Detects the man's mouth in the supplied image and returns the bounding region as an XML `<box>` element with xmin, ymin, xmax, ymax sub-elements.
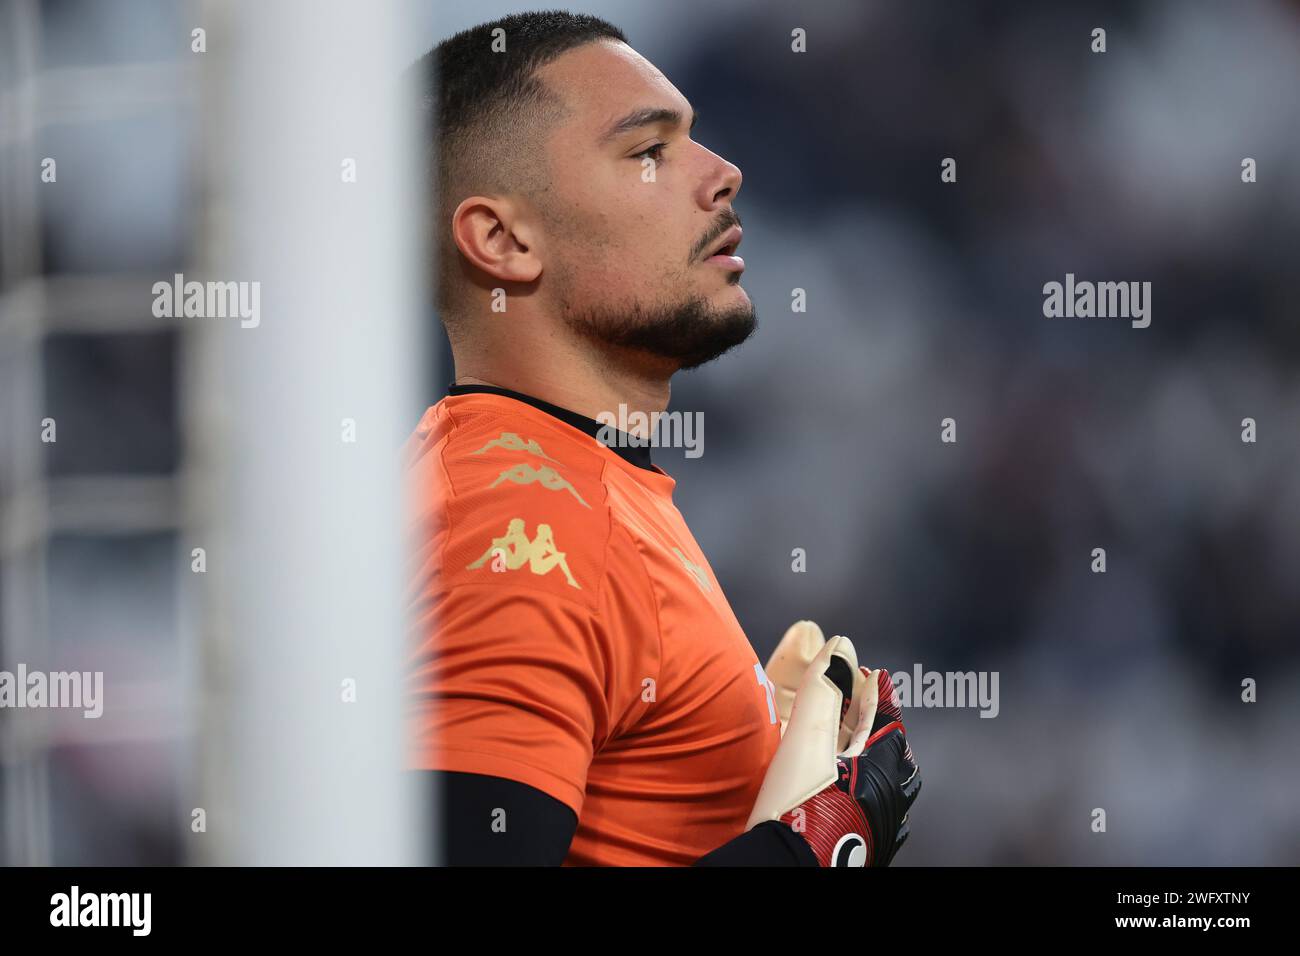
<box><xmin>703</xmin><ymin>225</ymin><xmax>744</xmax><ymax>272</ymax></box>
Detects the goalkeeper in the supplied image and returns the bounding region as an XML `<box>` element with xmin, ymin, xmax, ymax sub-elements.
<box><xmin>406</xmin><ymin>12</ymin><xmax>920</xmax><ymax>866</ymax></box>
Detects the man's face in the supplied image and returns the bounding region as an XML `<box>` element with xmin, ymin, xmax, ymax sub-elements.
<box><xmin>531</xmin><ymin>40</ymin><xmax>755</xmax><ymax>370</ymax></box>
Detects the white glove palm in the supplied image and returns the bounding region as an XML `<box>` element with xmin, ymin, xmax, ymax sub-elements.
<box><xmin>750</xmin><ymin>633</ymin><xmax>882</xmax><ymax>830</ymax></box>
<box><xmin>765</xmin><ymin>620</ymin><xmax>874</xmax><ymax>752</ymax></box>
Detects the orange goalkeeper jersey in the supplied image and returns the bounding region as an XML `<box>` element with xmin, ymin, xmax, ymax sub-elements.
<box><xmin>404</xmin><ymin>386</ymin><xmax>780</xmax><ymax>865</ymax></box>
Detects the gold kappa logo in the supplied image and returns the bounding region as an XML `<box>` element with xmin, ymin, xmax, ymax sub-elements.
<box><xmin>489</xmin><ymin>463</ymin><xmax>591</xmax><ymax>509</ymax></box>
<box><xmin>467</xmin><ymin>518</ymin><xmax>580</xmax><ymax>589</ymax></box>
<box><xmin>471</xmin><ymin>432</ymin><xmax>557</xmax><ymax>462</ymax></box>
<box><xmin>672</xmin><ymin>548</ymin><xmax>712</xmax><ymax>593</ymax></box>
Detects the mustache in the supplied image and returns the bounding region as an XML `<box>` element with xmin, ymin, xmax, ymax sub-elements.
<box><xmin>690</xmin><ymin>209</ymin><xmax>742</xmax><ymax>263</ymax></box>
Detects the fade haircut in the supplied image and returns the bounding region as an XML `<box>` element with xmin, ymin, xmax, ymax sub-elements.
<box><xmin>417</xmin><ymin>11</ymin><xmax>627</xmax><ymax>328</ymax></box>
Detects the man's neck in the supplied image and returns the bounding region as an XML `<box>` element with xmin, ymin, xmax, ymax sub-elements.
<box><xmin>453</xmin><ymin>359</ymin><xmax>671</xmax><ymax>442</ymax></box>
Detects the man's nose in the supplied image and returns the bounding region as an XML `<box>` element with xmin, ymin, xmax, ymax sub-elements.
<box><xmin>698</xmin><ymin>149</ymin><xmax>743</xmax><ymax>209</ymax></box>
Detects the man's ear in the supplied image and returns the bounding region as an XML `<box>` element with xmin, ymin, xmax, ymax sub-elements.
<box><xmin>450</xmin><ymin>195</ymin><xmax>543</xmax><ymax>284</ymax></box>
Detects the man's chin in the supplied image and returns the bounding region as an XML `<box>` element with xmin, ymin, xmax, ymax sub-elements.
<box><xmin>562</xmin><ymin>293</ymin><xmax>757</xmax><ymax>371</ymax></box>
<box><xmin>711</xmin><ymin>280</ymin><xmax>750</xmax><ymax>309</ymax></box>
<box><xmin>672</xmin><ymin>303</ymin><xmax>757</xmax><ymax>370</ymax></box>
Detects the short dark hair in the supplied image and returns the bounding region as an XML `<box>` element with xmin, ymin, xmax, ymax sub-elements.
<box><xmin>417</xmin><ymin>11</ymin><xmax>627</xmax><ymax>324</ymax></box>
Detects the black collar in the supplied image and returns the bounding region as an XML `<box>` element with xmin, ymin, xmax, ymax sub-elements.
<box><xmin>448</xmin><ymin>384</ymin><xmax>655</xmax><ymax>471</ymax></box>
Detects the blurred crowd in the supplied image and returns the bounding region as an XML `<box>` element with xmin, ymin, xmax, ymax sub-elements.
<box><xmin>639</xmin><ymin>0</ymin><xmax>1300</xmax><ymax>863</ymax></box>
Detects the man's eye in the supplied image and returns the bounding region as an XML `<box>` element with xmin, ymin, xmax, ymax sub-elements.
<box><xmin>633</xmin><ymin>143</ymin><xmax>666</xmax><ymax>164</ymax></box>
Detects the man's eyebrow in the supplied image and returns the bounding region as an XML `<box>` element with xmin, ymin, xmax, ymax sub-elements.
<box><xmin>599</xmin><ymin>106</ymin><xmax>698</xmax><ymax>143</ymax></box>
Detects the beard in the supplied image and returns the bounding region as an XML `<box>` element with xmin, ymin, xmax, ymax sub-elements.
<box><xmin>560</xmin><ymin>278</ymin><xmax>757</xmax><ymax>371</ymax></box>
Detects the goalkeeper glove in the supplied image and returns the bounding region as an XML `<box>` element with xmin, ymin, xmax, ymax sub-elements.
<box><xmin>748</xmin><ymin>636</ymin><xmax>920</xmax><ymax>867</ymax></box>
<box><xmin>766</xmin><ymin>620</ymin><xmax>869</xmax><ymax>752</ymax></box>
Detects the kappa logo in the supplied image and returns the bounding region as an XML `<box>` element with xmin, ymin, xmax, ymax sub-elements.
<box><xmin>672</xmin><ymin>547</ymin><xmax>712</xmax><ymax>593</ymax></box>
<box><xmin>489</xmin><ymin>463</ymin><xmax>591</xmax><ymax>508</ymax></box>
<box><xmin>471</xmin><ymin>431</ymin><xmax>558</xmax><ymax>461</ymax></box>
<box><xmin>467</xmin><ymin>517</ymin><xmax>581</xmax><ymax>589</ymax></box>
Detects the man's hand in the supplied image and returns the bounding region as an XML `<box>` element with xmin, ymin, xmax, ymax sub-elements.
<box><xmin>749</xmin><ymin>636</ymin><xmax>921</xmax><ymax>866</ymax></box>
<box><xmin>765</xmin><ymin>620</ymin><xmax>869</xmax><ymax>752</ymax></box>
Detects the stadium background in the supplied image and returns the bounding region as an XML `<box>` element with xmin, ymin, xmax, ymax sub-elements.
<box><xmin>1</xmin><ymin>0</ymin><xmax>1297</xmax><ymax>864</ymax></box>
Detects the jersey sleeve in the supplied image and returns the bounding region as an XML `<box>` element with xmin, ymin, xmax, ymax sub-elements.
<box><xmin>405</xmin><ymin>417</ymin><xmax>661</xmax><ymax>816</ymax></box>
<box><xmin>410</xmin><ymin>585</ymin><xmax>612</xmax><ymax>812</ymax></box>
